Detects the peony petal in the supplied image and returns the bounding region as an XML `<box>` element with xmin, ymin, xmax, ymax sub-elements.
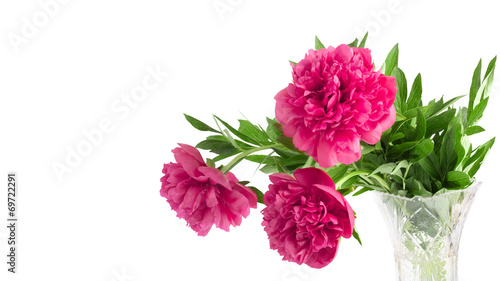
<box><xmin>360</xmin><ymin>122</ymin><xmax>382</xmax><ymax>145</ymax></box>
<box><xmin>340</xmin><ymin>197</ymin><xmax>355</xmax><ymax>239</ymax></box>
<box><xmin>316</xmin><ymin>137</ymin><xmax>338</xmax><ymax>168</ymax></box>
<box><xmin>379</xmin><ymin>104</ymin><xmax>396</xmax><ymax>131</ymax></box>
<box><xmin>332</xmin><ymin>44</ymin><xmax>353</xmax><ymax>64</ymax></box>
<box><xmin>205</xmin><ymin>186</ymin><xmax>218</xmax><ymax>208</ymax></box>
<box><xmin>336</xmin><ymin>147</ymin><xmax>362</xmax><ymax>165</ymax></box>
<box><xmin>231</xmin><ymin>182</ymin><xmax>258</xmax><ymax>209</ymax></box>
<box><xmin>294</xmin><ymin>128</ymin><xmax>316</xmax><ymax>152</ymax></box>
<box><xmin>306</xmin><ymin>244</ymin><xmax>339</xmax><ymax>269</ymax></box>
<box><xmin>293</xmin><ymin>168</ymin><xmax>335</xmax><ymax>189</ymax></box>
<box><xmin>198</xmin><ymin>166</ymin><xmax>232</xmax><ymax>190</ymax></box>
<box><xmin>177</xmin><ymin>143</ymin><xmax>205</xmax><ymax>164</ymax></box>
<box><xmin>173</xmin><ymin>146</ymin><xmax>206</xmax><ymax>180</ymax></box>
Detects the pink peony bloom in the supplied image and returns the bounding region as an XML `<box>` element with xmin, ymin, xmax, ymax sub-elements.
<box><xmin>160</xmin><ymin>143</ymin><xmax>257</xmax><ymax>236</ymax></box>
<box><xmin>261</xmin><ymin>167</ymin><xmax>355</xmax><ymax>268</ymax></box>
<box><xmin>275</xmin><ymin>44</ymin><xmax>397</xmax><ymax>167</ymax></box>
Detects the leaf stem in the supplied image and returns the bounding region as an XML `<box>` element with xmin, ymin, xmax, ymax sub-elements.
<box><xmin>336</xmin><ymin>170</ymin><xmax>369</xmax><ymax>187</ymax></box>
<box><xmin>221</xmin><ymin>144</ymin><xmax>284</xmax><ymax>174</ymax></box>
<box><xmin>336</xmin><ymin>170</ymin><xmax>391</xmax><ymax>193</ymax></box>
<box><xmin>302</xmin><ymin>156</ymin><xmax>315</xmax><ymax>168</ymax></box>
<box><xmin>402</xmin><ymin>163</ymin><xmax>412</xmax><ymax>190</ymax></box>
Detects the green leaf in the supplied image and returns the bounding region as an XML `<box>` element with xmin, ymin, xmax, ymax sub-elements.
<box><xmin>467</xmin><ymin>59</ymin><xmax>482</xmax><ymax>120</ymax></box>
<box><xmin>465</xmin><ymin>125</ymin><xmax>485</xmax><ymax>136</ymax></box>
<box><xmin>425</xmin><ymin>95</ymin><xmax>464</xmax><ymax>118</ymax></box>
<box><xmin>395</xmin><ymin>112</ymin><xmax>407</xmax><ymax>121</ymax></box>
<box><xmin>369</xmin><ymin>163</ymin><xmax>397</xmax><ymax>176</ymax></box>
<box><xmin>398</xmin><ymin>190</ymin><xmax>409</xmax><ymax>197</ymax></box>
<box><xmin>206</xmin><ymin>158</ymin><xmax>216</xmax><ymax>168</ymax></box>
<box><xmin>272</xmin><ymin>147</ymin><xmax>300</xmax><ymax>158</ymax></box>
<box><xmin>244</xmin><ymin>154</ymin><xmax>269</xmax><ymax>164</ymax></box>
<box><xmin>265</xmin><ymin>118</ymin><xmax>280</xmax><ymax>141</ymax></box>
<box><xmin>418</xmin><ymin>150</ymin><xmax>441</xmax><ymax>180</ymax></box>
<box><xmin>352</xmin><ymin>187</ymin><xmax>372</xmax><ymax>196</ymax></box>
<box><xmin>196</xmin><ymin>139</ymin><xmax>239</xmax><ymax>155</ymax></box>
<box><xmin>440</xmin><ymin>123</ymin><xmax>464</xmax><ymax>173</ymax></box>
<box><xmin>392</xmin><ymin>160</ymin><xmax>410</xmax><ymax>178</ymax></box>
<box><xmin>358</xmin><ymin>32</ymin><xmax>369</xmax><ymax>48</ymax></box>
<box><xmin>337</xmin><ymin>186</ymin><xmax>356</xmax><ymax>196</ymax></box>
<box><xmin>340</xmin><ymin>175</ymin><xmax>359</xmax><ymax>189</ymax></box>
<box><xmin>410</xmin><ymin>139</ymin><xmax>434</xmax><ymax>163</ymax></box>
<box><xmin>238</xmin><ymin>119</ymin><xmax>270</xmax><ymax>145</ymax></box>
<box><xmin>415</xmin><ymin>109</ymin><xmax>426</xmax><ymax>140</ymax></box>
<box><xmin>390</xmin><ymin>132</ymin><xmax>405</xmax><ymax>143</ymax></box>
<box><xmin>354</xmin><ymin>183</ymin><xmax>389</xmax><ymax>194</ymax></box>
<box><xmin>405</xmin><ymin>178</ymin><xmax>433</xmax><ymax>197</ymax></box>
<box><xmin>315</xmin><ymin>36</ymin><xmax>326</xmax><ymax>50</ymax></box>
<box><xmin>407</xmin><ymin>74</ymin><xmax>423</xmax><ymax>110</ymax></box>
<box><xmin>439</xmin><ymin>127</ymin><xmax>456</xmax><ymax>168</ymax></box>
<box><xmin>391</xmin><ymin>67</ymin><xmax>408</xmax><ymax>112</ymax></box>
<box><xmin>361</xmin><ymin>142</ymin><xmax>381</xmax><ymax>154</ymax></box>
<box><xmin>402</xmin><ymin>107</ymin><xmax>426</xmax><ymax>119</ymax></box>
<box><xmin>214</xmin><ymin>115</ymin><xmax>259</xmax><ymax>145</ymax></box>
<box><xmin>289</xmin><ymin>60</ymin><xmax>297</xmax><ymax>66</ymax></box>
<box><xmin>481</xmin><ymin>56</ymin><xmax>497</xmax><ymax>100</ymax></box>
<box><xmin>468</xmin><ymin>97</ymin><xmax>489</xmax><ymax>126</ymax></box>
<box><xmin>223</xmin><ymin>129</ymin><xmax>239</xmax><ymax>149</ymax></box>
<box><xmin>388</xmin><ymin>141</ymin><xmax>419</xmax><ymax>159</ymax></box>
<box><xmin>326</xmin><ymin>164</ymin><xmax>350</xmax><ymax>183</ymax></box>
<box><xmin>445</xmin><ymin>171</ymin><xmax>471</xmax><ymax>189</ymax></box>
<box><xmin>281</xmin><ymin>154</ymin><xmax>310</xmax><ymax>167</ymax></box>
<box><xmin>352</xmin><ymin>227</ymin><xmax>362</xmax><ymax>246</ymax></box>
<box><xmin>260</xmin><ymin>163</ymin><xmax>278</xmax><ymax>174</ymax></box>
<box><xmin>384</xmin><ymin>44</ymin><xmax>399</xmax><ymax>76</ymax></box>
<box><xmin>426</xmin><ymin>108</ymin><xmax>456</xmax><ymax>138</ymax></box>
<box><xmin>273</xmin><ymin>157</ymin><xmax>290</xmax><ymax>174</ymax></box>
<box><xmin>247</xmin><ymin>186</ymin><xmax>264</xmax><ymax>204</ymax></box>
<box><xmin>276</xmin><ymin>135</ymin><xmax>300</xmax><ymax>152</ymax></box>
<box><xmin>484</xmin><ymin>56</ymin><xmax>497</xmax><ymax>83</ymax></box>
<box><xmin>184</xmin><ymin>114</ymin><xmax>220</xmax><ymax>133</ymax></box>
<box><xmin>465</xmin><ymin>137</ymin><xmax>495</xmax><ymax>177</ymax></box>
<box><xmin>347</xmin><ymin>38</ymin><xmax>358</xmax><ymax>48</ymax></box>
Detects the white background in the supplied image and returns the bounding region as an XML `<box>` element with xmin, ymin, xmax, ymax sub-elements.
<box><xmin>1</xmin><ymin>0</ymin><xmax>499</xmax><ymax>280</ymax></box>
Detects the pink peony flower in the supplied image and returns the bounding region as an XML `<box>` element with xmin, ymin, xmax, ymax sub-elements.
<box><xmin>160</xmin><ymin>143</ymin><xmax>257</xmax><ymax>236</ymax></box>
<box><xmin>275</xmin><ymin>44</ymin><xmax>397</xmax><ymax>167</ymax></box>
<box><xmin>261</xmin><ymin>167</ymin><xmax>355</xmax><ymax>268</ymax></box>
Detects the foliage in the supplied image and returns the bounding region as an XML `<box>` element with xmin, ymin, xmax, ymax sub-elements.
<box><xmin>184</xmin><ymin>35</ymin><xmax>496</xmax><ymax>200</ymax></box>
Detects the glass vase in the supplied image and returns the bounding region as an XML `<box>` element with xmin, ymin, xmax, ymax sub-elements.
<box><xmin>373</xmin><ymin>182</ymin><xmax>480</xmax><ymax>281</ymax></box>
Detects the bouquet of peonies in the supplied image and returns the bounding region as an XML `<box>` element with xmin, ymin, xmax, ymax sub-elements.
<box><xmin>160</xmin><ymin>34</ymin><xmax>496</xmax><ymax>269</ymax></box>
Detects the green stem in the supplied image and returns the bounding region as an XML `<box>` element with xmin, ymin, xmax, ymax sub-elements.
<box><xmin>221</xmin><ymin>144</ymin><xmax>284</xmax><ymax>174</ymax></box>
<box><xmin>402</xmin><ymin>163</ymin><xmax>412</xmax><ymax>190</ymax></box>
<box><xmin>371</xmin><ymin>174</ymin><xmax>391</xmax><ymax>193</ymax></box>
<box><xmin>302</xmin><ymin>156</ymin><xmax>315</xmax><ymax>168</ymax></box>
<box><xmin>336</xmin><ymin>171</ymin><xmax>370</xmax><ymax>187</ymax></box>
<box><xmin>336</xmin><ymin>170</ymin><xmax>391</xmax><ymax>193</ymax></box>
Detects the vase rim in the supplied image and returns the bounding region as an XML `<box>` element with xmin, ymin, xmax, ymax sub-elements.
<box><xmin>372</xmin><ymin>179</ymin><xmax>481</xmax><ymax>202</ymax></box>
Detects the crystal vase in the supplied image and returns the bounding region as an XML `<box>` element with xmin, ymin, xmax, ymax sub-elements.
<box><xmin>373</xmin><ymin>182</ymin><xmax>480</xmax><ymax>281</ymax></box>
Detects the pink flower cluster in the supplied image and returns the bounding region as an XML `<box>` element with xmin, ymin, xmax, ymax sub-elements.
<box><xmin>275</xmin><ymin>44</ymin><xmax>397</xmax><ymax>167</ymax></box>
<box><xmin>261</xmin><ymin>168</ymin><xmax>355</xmax><ymax>268</ymax></box>
<box><xmin>160</xmin><ymin>43</ymin><xmax>395</xmax><ymax>269</ymax></box>
<box><xmin>160</xmin><ymin>144</ymin><xmax>257</xmax><ymax>236</ymax></box>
